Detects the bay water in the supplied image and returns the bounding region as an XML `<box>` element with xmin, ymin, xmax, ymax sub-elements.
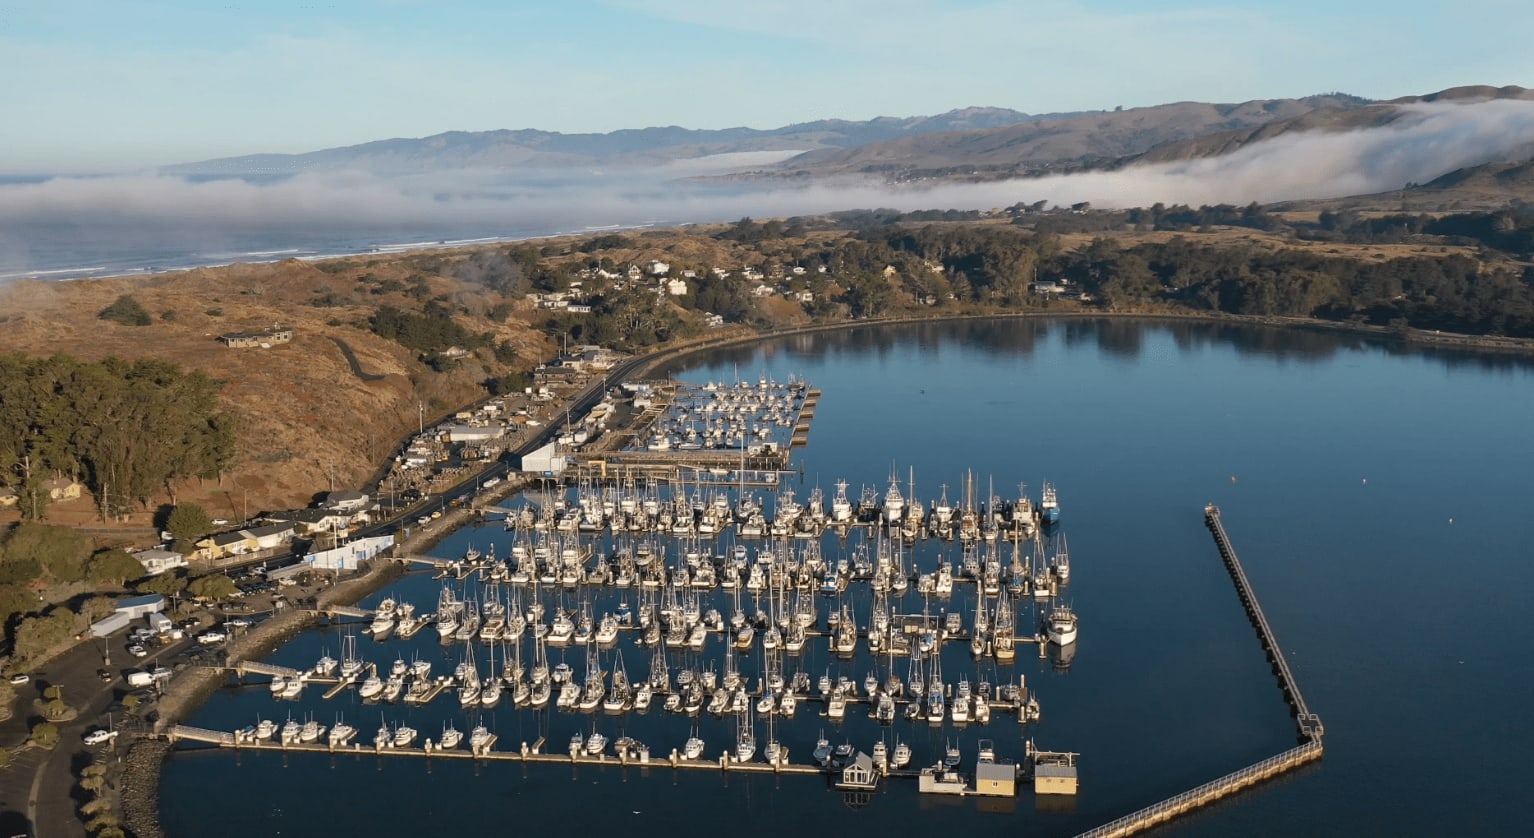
<box><xmin>159</xmin><ymin>318</ymin><xmax>1534</xmax><ymax>836</ymax></box>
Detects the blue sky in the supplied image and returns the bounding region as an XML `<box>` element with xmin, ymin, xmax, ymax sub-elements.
<box><xmin>3</xmin><ymin>0</ymin><xmax>1531</xmax><ymax>171</ymax></box>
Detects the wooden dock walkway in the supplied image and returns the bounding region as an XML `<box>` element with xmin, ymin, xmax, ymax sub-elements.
<box><xmin>1073</xmin><ymin>507</ymin><xmax>1324</xmax><ymax>838</ymax></box>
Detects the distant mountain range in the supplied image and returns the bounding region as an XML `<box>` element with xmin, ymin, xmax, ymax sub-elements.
<box><xmin>165</xmin><ymin>85</ymin><xmax>1534</xmax><ymax>209</ymax></box>
<box><xmin>162</xmin><ymin>107</ymin><xmax>1055</xmax><ymax>176</ymax></box>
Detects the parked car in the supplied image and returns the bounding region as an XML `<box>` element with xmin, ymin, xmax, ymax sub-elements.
<box><xmin>97</xmin><ymin>668</ymin><xmax>113</xmax><ymax>683</ymax></box>
<box><xmin>7</xmin><ymin>673</ymin><xmax>28</xmax><ymax>685</ymax></box>
<box><xmin>83</xmin><ymin>729</ymin><xmax>119</xmax><ymax>746</ymax></box>
<box><xmin>196</xmin><ymin>631</ymin><xmax>226</xmax><ymax>645</ymax></box>
<box><xmin>126</xmin><ymin>645</ymin><xmax>148</xmax><ymax>658</ymax></box>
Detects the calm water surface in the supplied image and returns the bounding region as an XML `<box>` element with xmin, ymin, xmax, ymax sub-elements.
<box><xmin>160</xmin><ymin>319</ymin><xmax>1534</xmax><ymax>836</ymax></box>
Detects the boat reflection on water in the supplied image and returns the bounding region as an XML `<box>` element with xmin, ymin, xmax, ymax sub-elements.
<box><xmin>1048</xmin><ymin>639</ymin><xmax>1076</xmax><ymax>672</ymax></box>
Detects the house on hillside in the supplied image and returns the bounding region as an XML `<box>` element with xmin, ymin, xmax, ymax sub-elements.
<box><xmin>268</xmin><ymin>508</ymin><xmax>355</xmax><ymax>534</ymax></box>
<box><xmin>193</xmin><ymin>530</ymin><xmax>258</xmax><ymax>562</ymax></box>
<box><xmin>43</xmin><ymin>478</ymin><xmax>82</xmax><ymax>502</ymax></box>
<box><xmin>131</xmin><ymin>548</ymin><xmax>187</xmax><ymax>577</ymax></box>
<box><xmin>218</xmin><ymin>325</ymin><xmax>294</xmax><ymax>348</ymax></box>
<box><xmin>320</xmin><ymin>490</ymin><xmax>370</xmax><ymax>513</ymax></box>
<box><xmin>243</xmin><ymin>521</ymin><xmax>297</xmax><ymax>549</ymax></box>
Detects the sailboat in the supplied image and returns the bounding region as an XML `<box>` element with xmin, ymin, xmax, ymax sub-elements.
<box><xmin>457</xmin><ymin>643</ymin><xmax>482</xmax><ymax>708</ymax></box>
<box><xmin>735</xmin><ymin>705</ymin><xmax>757</xmax><ymax>762</ymax></box>
<box><xmin>763</xmin><ymin>709</ymin><xmax>783</xmax><ymax>765</ymax></box>
<box><xmin>926</xmin><ymin>653</ymin><xmax>945</xmax><ymax>724</ymax></box>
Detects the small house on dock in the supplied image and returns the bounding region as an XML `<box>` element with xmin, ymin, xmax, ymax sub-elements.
<box><xmin>975</xmin><ymin>758</ymin><xmax>1017</xmax><ymax>797</ymax></box>
<box><xmin>1033</xmin><ymin>752</ymin><xmax>1079</xmax><ymax>795</ymax></box>
<box><xmin>835</xmin><ymin>751</ymin><xmax>878</xmax><ymax>790</ymax></box>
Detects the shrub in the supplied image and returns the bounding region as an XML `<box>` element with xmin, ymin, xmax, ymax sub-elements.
<box><xmin>98</xmin><ymin>296</ymin><xmax>151</xmax><ymax>326</ymax></box>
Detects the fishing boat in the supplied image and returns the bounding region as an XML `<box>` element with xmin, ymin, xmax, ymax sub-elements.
<box><xmin>372</xmin><ymin>721</ymin><xmax>390</xmax><ymax>749</ymax></box>
<box><xmin>951</xmin><ymin>679</ymin><xmax>972</xmax><ymax>724</ymax></box>
<box><xmin>1044</xmin><ymin>603</ymin><xmax>1078</xmax><ymax>646</ymax></box>
<box><xmin>883</xmin><ymin>473</ymin><xmax>905</xmax><ymax>524</ymax></box>
<box><xmin>1040</xmin><ymin>481</ymin><xmax>1060</xmax><ymax>524</ymax></box>
<box><xmin>312</xmin><ymin>651</ymin><xmax>338</xmax><ymax>677</ymax></box>
<box><xmin>280</xmin><ymin>716</ymin><xmax>301</xmax><ymax>743</ymax></box>
<box><xmin>1051</xmin><ymin>534</ymin><xmax>1071</xmax><ymax>583</ymax></box>
<box><xmin>892</xmin><ymin>738</ymin><xmax>912</xmax><ymax>769</ymax></box>
<box><xmin>358</xmin><ymin>675</ymin><xmax>385</xmax><ymax>701</ymax></box>
<box><xmin>438</xmin><ymin>722</ymin><xmax>463</xmax><ymax>750</ymax></box>
<box><xmin>684</xmin><ymin>728</ymin><xmax>706</xmax><ymax>760</ymax></box>
<box><xmin>299</xmin><ymin>716</ymin><xmax>325</xmax><ymax>743</ymax></box>
<box><xmin>393</xmin><ymin>724</ymin><xmax>418</xmax><ymax>748</ymax></box>
<box><xmin>328</xmin><ymin>718</ymin><xmax>355</xmax><ymax>748</ymax></box>
<box><xmin>813</xmin><ymin>733</ymin><xmax>832</xmax><ymax>765</ymax></box>
<box><xmin>435</xmin><ymin>587</ymin><xmax>460</xmax><ymax>639</ymax></box>
<box><xmin>827</xmin><ymin>688</ymin><xmax>847</xmax><ymax>720</ymax></box>
<box><xmin>469</xmin><ymin>725</ymin><xmax>493</xmax><ymax>752</ymax></box>
<box><xmin>585</xmin><ymin>730</ymin><xmax>608</xmax><ymax>756</ymax></box>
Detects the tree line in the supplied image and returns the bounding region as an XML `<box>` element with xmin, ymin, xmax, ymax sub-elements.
<box><xmin>0</xmin><ymin>353</ymin><xmax>236</xmax><ymax>520</ymax></box>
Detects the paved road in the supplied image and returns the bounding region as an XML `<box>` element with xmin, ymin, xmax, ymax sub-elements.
<box><xmin>0</xmin><ymin>616</ymin><xmax>218</xmax><ymax>838</ymax></box>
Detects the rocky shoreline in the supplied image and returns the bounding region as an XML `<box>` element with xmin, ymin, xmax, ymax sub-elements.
<box><xmin>120</xmin><ymin>738</ymin><xmax>172</xmax><ymax>838</ymax></box>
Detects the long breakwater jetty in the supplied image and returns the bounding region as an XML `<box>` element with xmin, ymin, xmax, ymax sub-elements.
<box><xmin>1075</xmin><ymin>506</ymin><xmax>1323</xmax><ymax>838</ymax></box>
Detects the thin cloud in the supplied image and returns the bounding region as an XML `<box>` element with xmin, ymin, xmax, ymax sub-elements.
<box><xmin>1</xmin><ymin>99</ymin><xmax>1531</xmax><ymax>278</ymax></box>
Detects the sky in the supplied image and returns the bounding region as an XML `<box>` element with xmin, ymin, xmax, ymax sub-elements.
<box><xmin>3</xmin><ymin>0</ymin><xmax>1533</xmax><ymax>172</ymax></box>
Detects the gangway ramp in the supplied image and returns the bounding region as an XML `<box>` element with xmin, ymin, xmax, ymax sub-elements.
<box><xmin>236</xmin><ymin>661</ymin><xmax>303</xmax><ymax>679</ymax></box>
<box><xmin>170</xmin><ymin>725</ymin><xmax>236</xmax><ymax>746</ymax></box>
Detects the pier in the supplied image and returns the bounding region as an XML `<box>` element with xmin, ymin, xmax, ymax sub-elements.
<box><xmin>1074</xmin><ymin>506</ymin><xmax>1323</xmax><ymax>838</ymax></box>
<box><xmin>1205</xmin><ymin>505</ymin><xmax>1323</xmax><ymax>741</ymax></box>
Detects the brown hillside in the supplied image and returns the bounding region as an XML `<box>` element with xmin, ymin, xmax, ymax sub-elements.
<box><xmin>0</xmin><ymin>256</ymin><xmax>552</xmax><ymax>527</ymax></box>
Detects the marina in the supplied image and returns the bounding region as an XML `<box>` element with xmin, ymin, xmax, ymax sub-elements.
<box><xmin>171</xmin><ymin>440</ymin><xmax>1082</xmax><ymax>800</ymax></box>
<box><xmin>159</xmin><ymin>319</ymin><xmax>1504</xmax><ymax>838</ymax></box>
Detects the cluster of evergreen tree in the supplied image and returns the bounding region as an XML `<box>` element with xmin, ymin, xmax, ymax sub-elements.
<box><xmin>369</xmin><ymin>302</ymin><xmax>491</xmax><ymax>353</ymax></box>
<box><xmin>0</xmin><ymin>354</ymin><xmax>236</xmax><ymax>519</ymax></box>
<box><xmin>1055</xmin><ymin>238</ymin><xmax>1534</xmax><ymax>335</ymax></box>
